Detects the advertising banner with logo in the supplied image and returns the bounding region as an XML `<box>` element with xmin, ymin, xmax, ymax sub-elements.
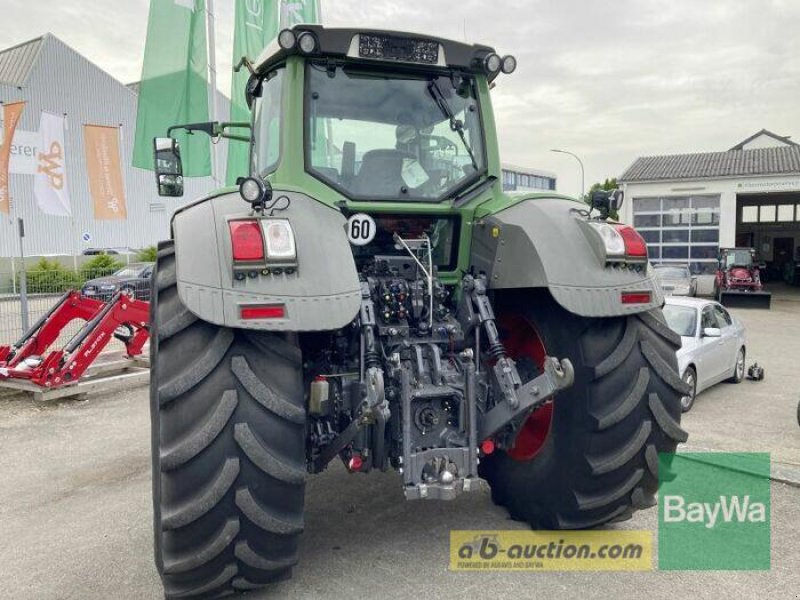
<box><xmin>0</xmin><ymin>101</ymin><xmax>26</xmax><ymax>214</ymax></box>
<box><xmin>35</xmin><ymin>111</ymin><xmax>72</xmax><ymax>217</ymax></box>
<box><xmin>83</xmin><ymin>125</ymin><xmax>128</xmax><ymax>220</ymax></box>
<box><xmin>8</xmin><ymin>129</ymin><xmax>39</xmax><ymax>175</ymax></box>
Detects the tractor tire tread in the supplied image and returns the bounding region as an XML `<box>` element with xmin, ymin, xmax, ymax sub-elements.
<box><xmin>480</xmin><ymin>294</ymin><xmax>687</xmax><ymax>530</ymax></box>
<box><xmin>151</xmin><ymin>239</ymin><xmax>305</xmax><ymax>599</ymax></box>
<box><xmin>160</xmin><ymin>390</ymin><xmax>238</xmax><ymax>471</ymax></box>
<box><xmin>158</xmin><ymin>327</ymin><xmax>234</xmax><ymax>405</ymax></box>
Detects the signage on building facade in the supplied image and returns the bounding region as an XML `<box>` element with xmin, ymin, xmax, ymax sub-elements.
<box><xmin>736</xmin><ymin>179</ymin><xmax>800</xmax><ymax>192</ymax></box>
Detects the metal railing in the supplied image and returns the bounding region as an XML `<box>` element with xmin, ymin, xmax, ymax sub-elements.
<box><xmin>0</xmin><ymin>266</ymin><xmax>152</xmax><ymax>347</ymax></box>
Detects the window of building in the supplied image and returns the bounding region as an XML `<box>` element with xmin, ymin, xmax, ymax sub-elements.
<box><xmin>759</xmin><ymin>205</ymin><xmax>776</xmax><ymax>222</ymax></box>
<box><xmin>777</xmin><ymin>204</ymin><xmax>794</xmax><ymax>222</ymax></box>
<box><xmin>632</xmin><ymin>195</ymin><xmax>720</xmax><ymax>274</ymax></box>
<box><xmin>640</xmin><ymin>230</ymin><xmax>660</xmax><ymax>243</ymax></box>
<box><xmin>741</xmin><ymin>206</ymin><xmax>758</xmax><ymax>223</ymax></box>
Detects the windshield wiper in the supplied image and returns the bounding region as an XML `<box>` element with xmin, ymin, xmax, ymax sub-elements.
<box><xmin>427</xmin><ymin>80</ymin><xmax>479</xmax><ymax>172</ymax></box>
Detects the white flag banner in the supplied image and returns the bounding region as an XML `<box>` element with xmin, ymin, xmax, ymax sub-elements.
<box><xmin>34</xmin><ymin>112</ymin><xmax>72</xmax><ymax>216</ymax></box>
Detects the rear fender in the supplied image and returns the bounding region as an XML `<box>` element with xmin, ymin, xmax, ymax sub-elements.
<box><xmin>171</xmin><ymin>191</ymin><xmax>360</xmax><ymax>331</ymax></box>
<box><xmin>470</xmin><ymin>197</ymin><xmax>663</xmax><ymax>317</ymax></box>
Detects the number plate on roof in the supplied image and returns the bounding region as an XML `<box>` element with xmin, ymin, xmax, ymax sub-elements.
<box><xmin>358</xmin><ymin>34</ymin><xmax>439</xmax><ymax>64</ymax></box>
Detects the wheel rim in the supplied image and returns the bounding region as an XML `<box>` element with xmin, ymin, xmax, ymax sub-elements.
<box><xmin>497</xmin><ymin>314</ymin><xmax>552</xmax><ymax>462</ymax></box>
<box><xmin>736</xmin><ymin>350</ymin><xmax>745</xmax><ymax>379</ymax></box>
<box><xmin>681</xmin><ymin>371</ymin><xmax>695</xmax><ymax>409</ymax></box>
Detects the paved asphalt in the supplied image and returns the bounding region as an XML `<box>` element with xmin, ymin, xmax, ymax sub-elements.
<box><xmin>1</xmin><ymin>290</ymin><xmax>799</xmax><ymax>599</ymax></box>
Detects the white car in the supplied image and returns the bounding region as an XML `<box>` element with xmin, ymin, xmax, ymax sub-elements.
<box><xmin>662</xmin><ymin>297</ymin><xmax>747</xmax><ymax>412</ymax></box>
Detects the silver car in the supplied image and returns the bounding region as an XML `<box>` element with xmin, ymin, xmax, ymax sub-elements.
<box><xmin>662</xmin><ymin>297</ymin><xmax>747</xmax><ymax>412</ymax></box>
<box><xmin>653</xmin><ymin>264</ymin><xmax>697</xmax><ymax>296</ymax></box>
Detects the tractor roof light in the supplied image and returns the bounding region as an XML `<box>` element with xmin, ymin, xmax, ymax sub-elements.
<box><xmin>297</xmin><ymin>31</ymin><xmax>318</xmax><ymax>54</ymax></box>
<box><xmin>500</xmin><ymin>55</ymin><xmax>517</xmax><ymax>74</ymax></box>
<box><xmin>483</xmin><ymin>53</ymin><xmax>502</xmax><ymax>74</ymax></box>
<box><xmin>278</xmin><ymin>29</ymin><xmax>297</xmax><ymax>50</ymax></box>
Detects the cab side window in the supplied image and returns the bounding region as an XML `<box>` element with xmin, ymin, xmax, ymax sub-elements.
<box><xmin>713</xmin><ymin>305</ymin><xmax>732</xmax><ymax>327</ymax></box>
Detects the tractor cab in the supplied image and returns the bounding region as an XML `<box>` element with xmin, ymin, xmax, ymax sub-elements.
<box><xmin>154</xmin><ymin>26</ymin><xmax>516</xmax><ymax>208</ymax></box>
<box><xmin>719</xmin><ymin>247</ymin><xmax>756</xmax><ymax>269</ymax></box>
<box><xmin>246</xmin><ymin>26</ymin><xmax>514</xmax><ymax>204</ymax></box>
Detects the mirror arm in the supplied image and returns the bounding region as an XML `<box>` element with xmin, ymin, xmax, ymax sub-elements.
<box><xmin>167</xmin><ymin>121</ymin><xmax>252</xmax><ymax>142</ymax></box>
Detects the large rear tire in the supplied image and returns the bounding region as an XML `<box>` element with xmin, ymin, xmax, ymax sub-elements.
<box><xmin>480</xmin><ymin>291</ymin><xmax>688</xmax><ymax>529</ymax></box>
<box><xmin>150</xmin><ymin>241</ymin><xmax>306</xmax><ymax>599</ymax></box>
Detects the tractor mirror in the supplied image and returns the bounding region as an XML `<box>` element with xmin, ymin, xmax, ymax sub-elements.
<box><xmin>153</xmin><ymin>137</ymin><xmax>184</xmax><ymax>197</ymax></box>
<box><xmin>702</xmin><ymin>327</ymin><xmax>721</xmax><ymax>338</ymax></box>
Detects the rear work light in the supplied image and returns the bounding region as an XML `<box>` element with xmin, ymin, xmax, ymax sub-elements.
<box><xmin>229</xmin><ymin>220</ymin><xmax>265</xmax><ymax>261</ymax></box>
<box><xmin>240</xmin><ymin>305</ymin><xmax>286</xmax><ymax>320</ymax></box>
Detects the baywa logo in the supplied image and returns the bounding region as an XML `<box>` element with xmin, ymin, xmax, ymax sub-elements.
<box><xmin>658</xmin><ymin>452</ymin><xmax>770</xmax><ymax>570</ymax></box>
<box><xmin>663</xmin><ymin>494</ymin><xmax>766</xmax><ymax>529</ymax></box>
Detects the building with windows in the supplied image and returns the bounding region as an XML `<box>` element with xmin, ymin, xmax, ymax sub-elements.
<box><xmin>501</xmin><ymin>163</ymin><xmax>557</xmax><ymax>192</ymax></box>
<box><xmin>619</xmin><ymin>130</ymin><xmax>800</xmax><ymax>290</ymax></box>
<box><xmin>0</xmin><ymin>34</ymin><xmax>227</xmax><ymax>259</ymax></box>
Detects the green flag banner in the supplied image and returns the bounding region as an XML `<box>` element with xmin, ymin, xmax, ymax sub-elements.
<box><xmin>226</xmin><ymin>0</ymin><xmax>319</xmax><ymax>185</ymax></box>
<box><xmin>133</xmin><ymin>0</ymin><xmax>211</xmax><ymax>177</ymax></box>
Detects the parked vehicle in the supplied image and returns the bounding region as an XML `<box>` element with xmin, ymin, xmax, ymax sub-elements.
<box><xmin>653</xmin><ymin>264</ymin><xmax>696</xmax><ymax>296</ymax></box>
<box><xmin>81</xmin><ymin>262</ymin><xmax>153</xmax><ymax>301</ymax></box>
<box><xmin>81</xmin><ymin>247</ymin><xmax>138</xmax><ymax>257</ymax></box>
<box><xmin>147</xmin><ymin>25</ymin><xmax>686</xmax><ymax>598</ymax></box>
<box><xmin>714</xmin><ymin>247</ymin><xmax>771</xmax><ymax>309</ymax></box>
<box><xmin>662</xmin><ymin>297</ymin><xmax>747</xmax><ymax>412</ymax></box>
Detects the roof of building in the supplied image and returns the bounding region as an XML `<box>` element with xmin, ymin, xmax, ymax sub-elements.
<box><xmin>0</xmin><ymin>35</ymin><xmax>44</xmax><ymax>86</ymax></box>
<box><xmin>729</xmin><ymin>128</ymin><xmax>798</xmax><ymax>150</ymax></box>
<box><xmin>619</xmin><ymin>145</ymin><xmax>800</xmax><ymax>183</ymax></box>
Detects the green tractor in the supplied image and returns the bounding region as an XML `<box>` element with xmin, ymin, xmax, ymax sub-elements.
<box><xmin>150</xmin><ymin>26</ymin><xmax>687</xmax><ymax>598</ymax></box>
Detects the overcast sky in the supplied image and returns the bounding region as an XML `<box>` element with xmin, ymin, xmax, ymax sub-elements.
<box><xmin>2</xmin><ymin>0</ymin><xmax>798</xmax><ymax>196</ymax></box>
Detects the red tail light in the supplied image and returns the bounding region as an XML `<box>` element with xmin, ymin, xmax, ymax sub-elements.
<box><xmin>229</xmin><ymin>221</ymin><xmax>265</xmax><ymax>261</ymax></box>
<box><xmin>614</xmin><ymin>225</ymin><xmax>648</xmax><ymax>258</ymax></box>
<box><xmin>621</xmin><ymin>292</ymin><xmax>652</xmax><ymax>304</ymax></box>
<box><xmin>240</xmin><ymin>305</ymin><xmax>286</xmax><ymax>320</ymax></box>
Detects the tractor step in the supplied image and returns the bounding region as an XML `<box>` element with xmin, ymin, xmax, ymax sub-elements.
<box><xmin>719</xmin><ymin>290</ymin><xmax>772</xmax><ymax>309</ymax></box>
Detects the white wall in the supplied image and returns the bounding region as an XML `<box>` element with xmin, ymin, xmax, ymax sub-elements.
<box><xmin>739</xmin><ymin>133</ymin><xmax>795</xmax><ymax>150</ymax></box>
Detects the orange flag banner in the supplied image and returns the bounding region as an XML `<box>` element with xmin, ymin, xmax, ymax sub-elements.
<box><xmin>0</xmin><ymin>101</ymin><xmax>26</xmax><ymax>214</ymax></box>
<box><xmin>83</xmin><ymin>124</ymin><xmax>127</xmax><ymax>220</ymax></box>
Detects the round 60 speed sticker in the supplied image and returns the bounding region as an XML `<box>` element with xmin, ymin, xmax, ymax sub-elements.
<box><xmin>346</xmin><ymin>213</ymin><xmax>376</xmax><ymax>246</ymax></box>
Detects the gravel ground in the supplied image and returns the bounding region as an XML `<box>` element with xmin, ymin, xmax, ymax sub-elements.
<box><xmin>1</xmin><ymin>289</ymin><xmax>799</xmax><ymax>600</ymax></box>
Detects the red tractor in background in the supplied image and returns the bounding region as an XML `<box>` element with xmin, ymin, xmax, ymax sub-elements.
<box><xmin>714</xmin><ymin>247</ymin><xmax>772</xmax><ymax>309</ymax></box>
